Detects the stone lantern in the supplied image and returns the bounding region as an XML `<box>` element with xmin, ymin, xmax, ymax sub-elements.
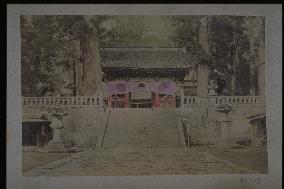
<box><xmin>216</xmin><ymin>109</ymin><xmax>234</xmax><ymax>146</ymax></box>
<box><xmin>208</xmin><ymin>79</ymin><xmax>217</xmax><ymax>96</ymax></box>
<box><xmin>47</xmin><ymin>110</ymin><xmax>69</xmax><ymax>152</ymax></box>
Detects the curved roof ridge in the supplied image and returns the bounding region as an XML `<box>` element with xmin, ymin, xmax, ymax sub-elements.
<box><xmin>100</xmin><ymin>47</ymin><xmax>193</xmax><ymax>69</ymax></box>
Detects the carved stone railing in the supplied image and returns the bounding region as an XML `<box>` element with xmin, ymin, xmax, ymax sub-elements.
<box><xmin>182</xmin><ymin>96</ymin><xmax>198</xmax><ymax>107</ymax></box>
<box><xmin>23</xmin><ymin>96</ymin><xmax>265</xmax><ymax>109</ymax></box>
<box><xmin>22</xmin><ymin>96</ymin><xmax>103</xmax><ymax>108</ymax></box>
<box><xmin>208</xmin><ymin>96</ymin><xmax>265</xmax><ymax>107</ymax></box>
<box><xmin>182</xmin><ymin>96</ymin><xmax>265</xmax><ymax>107</ymax></box>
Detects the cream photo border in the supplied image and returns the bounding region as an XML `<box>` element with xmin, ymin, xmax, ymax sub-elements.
<box><xmin>7</xmin><ymin>4</ymin><xmax>282</xmax><ymax>189</ymax></box>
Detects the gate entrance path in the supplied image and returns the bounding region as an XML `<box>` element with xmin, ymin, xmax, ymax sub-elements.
<box><xmin>102</xmin><ymin>108</ymin><xmax>183</xmax><ymax>148</ymax></box>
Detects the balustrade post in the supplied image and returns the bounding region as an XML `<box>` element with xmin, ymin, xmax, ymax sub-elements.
<box><xmin>98</xmin><ymin>90</ymin><xmax>103</xmax><ymax>108</ymax></box>
<box><xmin>154</xmin><ymin>93</ymin><xmax>160</xmax><ymax>108</ymax></box>
<box><xmin>107</xmin><ymin>96</ymin><xmax>112</xmax><ymax>108</ymax></box>
<box><xmin>180</xmin><ymin>92</ymin><xmax>184</xmax><ymax>109</ymax></box>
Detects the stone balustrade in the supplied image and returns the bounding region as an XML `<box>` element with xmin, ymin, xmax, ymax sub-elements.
<box><xmin>182</xmin><ymin>96</ymin><xmax>265</xmax><ymax>107</ymax></box>
<box><xmin>182</xmin><ymin>96</ymin><xmax>198</xmax><ymax>106</ymax></box>
<box><xmin>22</xmin><ymin>96</ymin><xmax>102</xmax><ymax>108</ymax></box>
<box><xmin>23</xmin><ymin>95</ymin><xmax>265</xmax><ymax>109</ymax></box>
<box><xmin>208</xmin><ymin>96</ymin><xmax>265</xmax><ymax>106</ymax></box>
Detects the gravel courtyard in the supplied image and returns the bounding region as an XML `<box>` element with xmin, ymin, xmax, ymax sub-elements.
<box><xmin>23</xmin><ymin>146</ymin><xmax>263</xmax><ymax>176</ymax></box>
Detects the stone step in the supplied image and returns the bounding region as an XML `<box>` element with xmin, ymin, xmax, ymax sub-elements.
<box><xmin>103</xmin><ymin>109</ymin><xmax>181</xmax><ymax>148</ymax></box>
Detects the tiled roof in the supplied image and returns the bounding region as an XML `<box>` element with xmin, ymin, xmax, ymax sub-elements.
<box><xmin>37</xmin><ymin>80</ymin><xmax>65</xmax><ymax>93</ymax></box>
<box><xmin>100</xmin><ymin>47</ymin><xmax>193</xmax><ymax>69</ymax></box>
<box><xmin>36</xmin><ymin>79</ymin><xmax>72</xmax><ymax>96</ymax></box>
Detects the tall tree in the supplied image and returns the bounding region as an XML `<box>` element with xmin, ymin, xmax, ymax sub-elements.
<box><xmin>21</xmin><ymin>16</ymin><xmax>70</xmax><ymax>96</ymax></box>
<box><xmin>244</xmin><ymin>16</ymin><xmax>265</xmax><ymax>96</ymax></box>
<box><xmin>172</xmin><ymin>15</ymin><xmax>252</xmax><ymax>96</ymax></box>
<box><xmin>21</xmin><ymin>15</ymin><xmax>109</xmax><ymax>96</ymax></box>
<box><xmin>208</xmin><ymin>16</ymin><xmax>251</xmax><ymax>95</ymax></box>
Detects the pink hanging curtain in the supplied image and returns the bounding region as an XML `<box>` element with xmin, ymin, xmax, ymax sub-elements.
<box><xmin>155</xmin><ymin>80</ymin><xmax>176</xmax><ymax>95</ymax></box>
<box><xmin>106</xmin><ymin>80</ymin><xmax>176</xmax><ymax>95</ymax></box>
<box><xmin>106</xmin><ymin>81</ymin><xmax>137</xmax><ymax>94</ymax></box>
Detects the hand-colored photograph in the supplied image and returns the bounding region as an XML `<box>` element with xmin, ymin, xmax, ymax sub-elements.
<box><xmin>21</xmin><ymin>15</ymin><xmax>267</xmax><ymax>176</ymax></box>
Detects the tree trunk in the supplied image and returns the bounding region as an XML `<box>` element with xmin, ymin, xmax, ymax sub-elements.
<box><xmin>74</xmin><ymin>16</ymin><xmax>102</xmax><ymax>96</ymax></box>
<box><xmin>84</xmin><ymin>21</ymin><xmax>102</xmax><ymax>96</ymax></box>
<box><xmin>72</xmin><ymin>58</ymin><xmax>77</xmax><ymax>96</ymax></box>
<box><xmin>197</xmin><ymin>16</ymin><xmax>209</xmax><ymax>97</ymax></box>
<box><xmin>225</xmin><ymin>70</ymin><xmax>232</xmax><ymax>96</ymax></box>
<box><xmin>73</xmin><ymin>40</ymin><xmax>84</xmax><ymax>96</ymax></box>
<box><xmin>256</xmin><ymin>17</ymin><xmax>265</xmax><ymax>96</ymax></box>
<box><xmin>231</xmin><ymin>20</ymin><xmax>239</xmax><ymax>95</ymax></box>
<box><xmin>250</xmin><ymin>62</ymin><xmax>256</xmax><ymax>96</ymax></box>
<box><xmin>199</xmin><ymin>17</ymin><xmax>209</xmax><ymax>54</ymax></box>
<box><xmin>231</xmin><ymin>44</ymin><xmax>237</xmax><ymax>95</ymax></box>
<box><xmin>249</xmin><ymin>18</ymin><xmax>257</xmax><ymax>96</ymax></box>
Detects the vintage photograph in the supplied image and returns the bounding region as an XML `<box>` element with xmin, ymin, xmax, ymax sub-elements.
<box><xmin>21</xmin><ymin>15</ymin><xmax>267</xmax><ymax>176</ymax></box>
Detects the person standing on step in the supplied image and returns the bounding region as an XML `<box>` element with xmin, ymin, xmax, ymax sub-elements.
<box><xmin>186</xmin><ymin>124</ymin><xmax>191</xmax><ymax>148</ymax></box>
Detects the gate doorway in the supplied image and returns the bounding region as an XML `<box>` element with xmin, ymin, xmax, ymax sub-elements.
<box><xmin>130</xmin><ymin>89</ymin><xmax>152</xmax><ymax>108</ymax></box>
<box><xmin>22</xmin><ymin>121</ymin><xmax>52</xmax><ymax>146</ymax></box>
<box><xmin>130</xmin><ymin>99</ymin><xmax>152</xmax><ymax>108</ymax></box>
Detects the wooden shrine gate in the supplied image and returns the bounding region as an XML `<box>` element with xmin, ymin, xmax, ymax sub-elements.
<box><xmin>105</xmin><ymin>80</ymin><xmax>177</xmax><ymax>108</ymax></box>
<box><xmin>106</xmin><ymin>93</ymin><xmax>176</xmax><ymax>108</ymax></box>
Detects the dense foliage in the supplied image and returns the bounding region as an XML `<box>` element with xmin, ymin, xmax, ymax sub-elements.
<box><xmin>21</xmin><ymin>15</ymin><xmax>264</xmax><ymax>96</ymax></box>
<box><xmin>171</xmin><ymin>16</ymin><xmax>262</xmax><ymax>95</ymax></box>
<box><xmin>21</xmin><ymin>15</ymin><xmax>107</xmax><ymax>95</ymax></box>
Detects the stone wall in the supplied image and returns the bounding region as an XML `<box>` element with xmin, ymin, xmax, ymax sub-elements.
<box><xmin>180</xmin><ymin>105</ymin><xmax>266</xmax><ymax>147</ymax></box>
<box><xmin>207</xmin><ymin>109</ymin><xmax>252</xmax><ymax>146</ymax></box>
<box><xmin>22</xmin><ymin>107</ymin><xmax>109</xmax><ymax>148</ymax></box>
<box><xmin>180</xmin><ymin>108</ymin><xmax>209</xmax><ymax>145</ymax></box>
<box><xmin>22</xmin><ymin>99</ymin><xmax>265</xmax><ymax>148</ymax></box>
<box><xmin>61</xmin><ymin>107</ymin><xmax>109</xmax><ymax>148</ymax></box>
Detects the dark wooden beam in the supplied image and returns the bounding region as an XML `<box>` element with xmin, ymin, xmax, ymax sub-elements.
<box><xmin>102</xmin><ymin>67</ymin><xmax>190</xmax><ymax>79</ymax></box>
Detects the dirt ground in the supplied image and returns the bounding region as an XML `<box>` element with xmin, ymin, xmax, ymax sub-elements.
<box><xmin>22</xmin><ymin>151</ymin><xmax>73</xmax><ymax>172</ymax></box>
<box><xmin>23</xmin><ymin>147</ymin><xmax>261</xmax><ymax>176</ymax></box>
<box><xmin>191</xmin><ymin>145</ymin><xmax>268</xmax><ymax>173</ymax></box>
<box><xmin>22</xmin><ymin>145</ymin><xmax>268</xmax><ymax>175</ymax></box>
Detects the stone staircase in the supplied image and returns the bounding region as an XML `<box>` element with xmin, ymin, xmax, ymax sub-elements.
<box><xmin>102</xmin><ymin>108</ymin><xmax>183</xmax><ymax>148</ymax></box>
